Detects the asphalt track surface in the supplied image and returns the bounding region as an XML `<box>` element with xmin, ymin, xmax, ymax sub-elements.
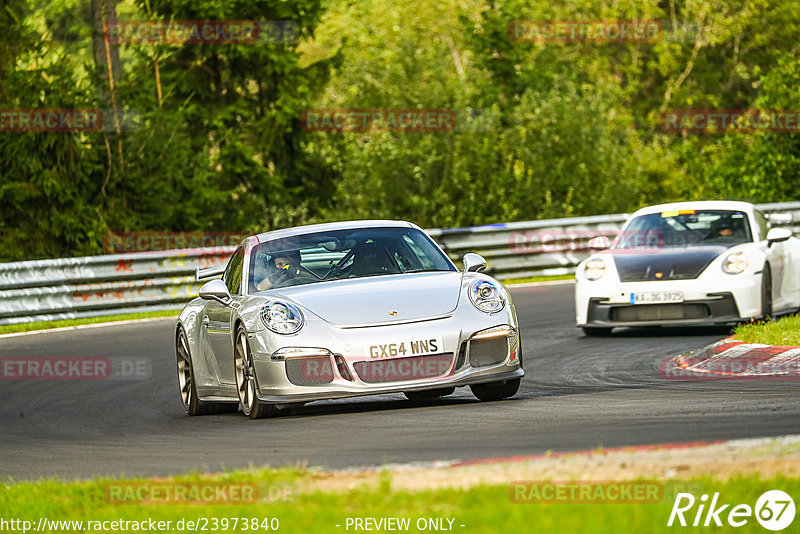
<box><xmin>2</xmin><ymin>282</ymin><xmax>799</xmax><ymax>480</ymax></box>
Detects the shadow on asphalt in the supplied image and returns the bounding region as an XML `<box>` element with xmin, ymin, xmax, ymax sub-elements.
<box><xmin>596</xmin><ymin>325</ymin><xmax>735</xmax><ymax>338</ymax></box>
<box><xmin>192</xmin><ymin>396</ymin><xmax>485</xmax><ymax>421</ymax></box>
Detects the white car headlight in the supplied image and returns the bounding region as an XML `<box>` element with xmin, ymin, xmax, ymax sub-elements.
<box><xmin>722</xmin><ymin>251</ymin><xmax>749</xmax><ymax>274</ymax></box>
<box><xmin>584</xmin><ymin>258</ymin><xmax>607</xmax><ymax>281</ymax></box>
<box><xmin>469</xmin><ymin>280</ymin><xmax>505</xmax><ymax>313</ymax></box>
<box><xmin>260</xmin><ymin>301</ymin><xmax>304</xmax><ymax>334</ymax></box>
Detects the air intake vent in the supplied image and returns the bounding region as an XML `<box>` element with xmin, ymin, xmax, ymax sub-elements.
<box><xmin>353</xmin><ymin>354</ymin><xmax>454</xmax><ymax>383</ymax></box>
<box><xmin>468</xmin><ymin>337</ymin><xmax>509</xmax><ymax>367</ymax></box>
<box><xmin>285</xmin><ymin>356</ymin><xmax>334</xmax><ymax>386</ymax></box>
<box><xmin>611</xmin><ymin>304</ymin><xmax>709</xmax><ymax>322</ymax></box>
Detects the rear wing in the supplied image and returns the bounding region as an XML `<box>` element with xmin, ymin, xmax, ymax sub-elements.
<box><xmin>196</xmin><ymin>265</ymin><xmax>225</xmax><ymax>282</ymax></box>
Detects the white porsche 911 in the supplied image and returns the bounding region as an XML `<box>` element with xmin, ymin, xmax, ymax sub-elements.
<box><xmin>575</xmin><ymin>201</ymin><xmax>800</xmax><ymax>335</ymax></box>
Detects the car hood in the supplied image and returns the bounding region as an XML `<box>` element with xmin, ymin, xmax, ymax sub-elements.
<box><xmin>271</xmin><ymin>271</ymin><xmax>463</xmax><ymax>326</ymax></box>
<box><xmin>610</xmin><ymin>245</ymin><xmax>731</xmax><ymax>282</ymax></box>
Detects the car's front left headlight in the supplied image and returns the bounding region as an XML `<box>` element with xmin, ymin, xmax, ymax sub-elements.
<box><xmin>469</xmin><ymin>279</ymin><xmax>505</xmax><ymax>313</ymax></box>
<box><xmin>260</xmin><ymin>300</ymin><xmax>304</xmax><ymax>334</ymax></box>
<box><xmin>722</xmin><ymin>251</ymin><xmax>749</xmax><ymax>275</ymax></box>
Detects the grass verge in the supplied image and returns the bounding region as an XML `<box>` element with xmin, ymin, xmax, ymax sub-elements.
<box><xmin>1</xmin><ymin>468</ymin><xmax>796</xmax><ymax>533</ymax></box>
<box><xmin>732</xmin><ymin>314</ymin><xmax>800</xmax><ymax>345</ymax></box>
<box><xmin>502</xmin><ymin>273</ymin><xmax>575</xmax><ymax>285</ymax></box>
<box><xmin>0</xmin><ymin>310</ymin><xmax>180</xmax><ymax>335</ymax></box>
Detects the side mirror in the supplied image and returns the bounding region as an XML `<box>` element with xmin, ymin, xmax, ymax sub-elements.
<box><xmin>199</xmin><ymin>279</ymin><xmax>232</xmax><ymax>305</ymax></box>
<box><xmin>767</xmin><ymin>227</ymin><xmax>792</xmax><ymax>247</ymax></box>
<box><xmin>588</xmin><ymin>236</ymin><xmax>611</xmax><ymax>250</ymax></box>
<box><xmin>462</xmin><ymin>253</ymin><xmax>487</xmax><ymax>273</ymax></box>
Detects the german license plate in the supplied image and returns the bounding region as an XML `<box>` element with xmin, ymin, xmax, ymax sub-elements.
<box><xmin>631</xmin><ymin>291</ymin><xmax>684</xmax><ymax>304</ymax></box>
<box><xmin>368</xmin><ymin>337</ymin><xmax>443</xmax><ymax>359</ymax></box>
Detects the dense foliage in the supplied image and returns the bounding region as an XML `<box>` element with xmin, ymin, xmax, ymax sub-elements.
<box><xmin>1</xmin><ymin>0</ymin><xmax>799</xmax><ymax>260</ymax></box>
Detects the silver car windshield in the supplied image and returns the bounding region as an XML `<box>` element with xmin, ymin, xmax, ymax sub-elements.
<box><xmin>248</xmin><ymin>227</ymin><xmax>455</xmax><ymax>292</ymax></box>
<box><xmin>614</xmin><ymin>209</ymin><xmax>753</xmax><ymax>249</ymax></box>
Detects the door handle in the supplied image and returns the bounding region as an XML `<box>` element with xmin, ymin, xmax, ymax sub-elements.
<box><xmin>202</xmin><ymin>316</ymin><xmax>210</xmax><ymax>327</ymax></box>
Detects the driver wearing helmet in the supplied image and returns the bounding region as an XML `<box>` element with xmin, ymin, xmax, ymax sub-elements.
<box><xmin>256</xmin><ymin>250</ymin><xmax>302</xmax><ymax>290</ymax></box>
<box><xmin>710</xmin><ymin>217</ymin><xmax>741</xmax><ymax>239</ymax></box>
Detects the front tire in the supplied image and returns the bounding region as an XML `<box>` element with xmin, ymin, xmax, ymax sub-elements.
<box><xmin>470</xmin><ymin>378</ymin><xmax>520</xmax><ymax>401</ymax></box>
<box><xmin>234</xmin><ymin>325</ymin><xmax>282</xmax><ymax>419</ymax></box>
<box><xmin>404</xmin><ymin>387</ymin><xmax>455</xmax><ymax>401</ymax></box>
<box><xmin>176</xmin><ymin>327</ymin><xmax>237</xmax><ymax>416</ymax></box>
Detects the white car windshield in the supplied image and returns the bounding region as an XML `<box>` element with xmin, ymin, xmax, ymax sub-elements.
<box><xmin>614</xmin><ymin>209</ymin><xmax>753</xmax><ymax>249</ymax></box>
<box><xmin>248</xmin><ymin>227</ymin><xmax>455</xmax><ymax>292</ymax></box>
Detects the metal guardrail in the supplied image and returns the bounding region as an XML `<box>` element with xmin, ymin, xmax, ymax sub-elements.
<box><xmin>0</xmin><ymin>248</ymin><xmax>234</xmax><ymax>325</ymax></box>
<box><xmin>427</xmin><ymin>213</ymin><xmax>630</xmax><ymax>280</ymax></box>
<box><xmin>1</xmin><ymin>202</ymin><xmax>799</xmax><ymax>325</ymax></box>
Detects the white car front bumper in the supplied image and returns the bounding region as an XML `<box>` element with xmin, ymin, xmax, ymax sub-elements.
<box><xmin>575</xmin><ymin>274</ymin><xmax>763</xmax><ymax>328</ymax></box>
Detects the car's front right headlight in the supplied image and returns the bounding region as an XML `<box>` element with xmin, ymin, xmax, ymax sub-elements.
<box><xmin>583</xmin><ymin>258</ymin><xmax>607</xmax><ymax>281</ymax></box>
<box><xmin>260</xmin><ymin>300</ymin><xmax>304</xmax><ymax>334</ymax></box>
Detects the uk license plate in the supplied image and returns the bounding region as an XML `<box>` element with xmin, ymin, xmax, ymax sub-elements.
<box><xmin>631</xmin><ymin>291</ymin><xmax>684</xmax><ymax>304</ymax></box>
<box><xmin>368</xmin><ymin>337</ymin><xmax>443</xmax><ymax>359</ymax></box>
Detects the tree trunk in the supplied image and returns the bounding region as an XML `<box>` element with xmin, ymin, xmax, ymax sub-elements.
<box><xmin>91</xmin><ymin>0</ymin><xmax>121</xmax><ymax>104</ymax></box>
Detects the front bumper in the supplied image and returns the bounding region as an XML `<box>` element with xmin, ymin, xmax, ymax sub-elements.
<box><xmin>584</xmin><ymin>292</ymin><xmax>740</xmax><ymax>328</ymax></box>
<box><xmin>576</xmin><ymin>275</ymin><xmax>763</xmax><ymax>327</ymax></box>
<box><xmin>248</xmin><ymin>315</ymin><xmax>523</xmax><ymax>404</ymax></box>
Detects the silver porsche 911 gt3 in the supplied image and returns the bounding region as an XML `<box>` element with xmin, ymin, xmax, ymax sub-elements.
<box><xmin>175</xmin><ymin>220</ymin><xmax>523</xmax><ymax>418</ymax></box>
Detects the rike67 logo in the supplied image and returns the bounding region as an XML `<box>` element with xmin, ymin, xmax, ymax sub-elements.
<box><xmin>668</xmin><ymin>490</ymin><xmax>795</xmax><ymax>531</ymax></box>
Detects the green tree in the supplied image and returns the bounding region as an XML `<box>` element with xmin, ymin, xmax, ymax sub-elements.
<box><xmin>695</xmin><ymin>52</ymin><xmax>800</xmax><ymax>202</ymax></box>
<box><xmin>0</xmin><ymin>0</ymin><xmax>104</xmax><ymax>260</ymax></box>
<box><xmin>0</xmin><ymin>0</ymin><xmax>338</xmax><ymax>260</ymax></box>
